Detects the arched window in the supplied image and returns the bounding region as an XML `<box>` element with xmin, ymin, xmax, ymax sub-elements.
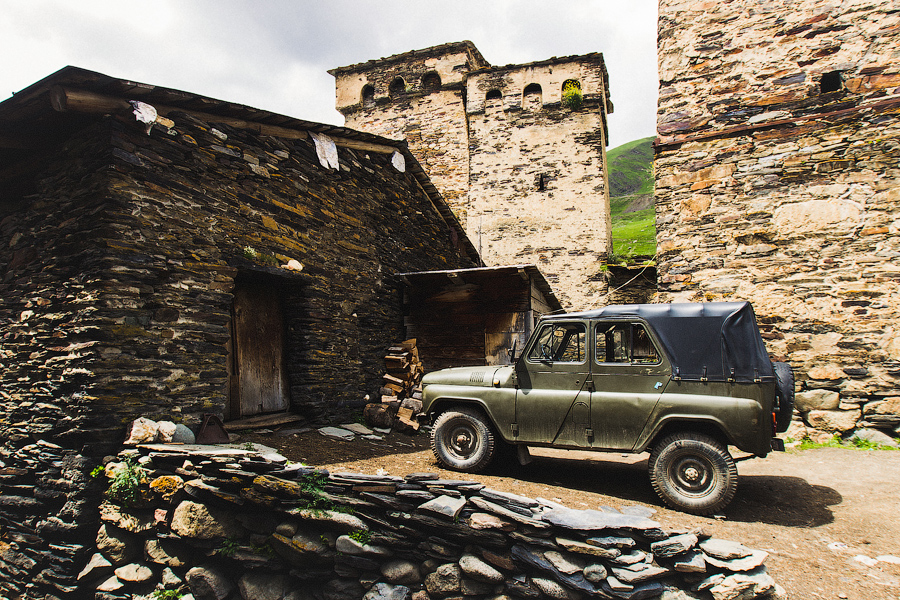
<box><xmin>485</xmin><ymin>89</ymin><xmax>503</xmax><ymax>112</ymax></box>
<box><xmin>422</xmin><ymin>72</ymin><xmax>441</xmax><ymax>91</ymax></box>
<box><xmin>523</xmin><ymin>83</ymin><xmax>543</xmax><ymax>110</ymax></box>
<box><xmin>389</xmin><ymin>77</ymin><xmax>406</xmax><ymax>97</ymax></box>
<box><xmin>361</xmin><ymin>85</ymin><xmax>375</xmax><ymax>107</ymax></box>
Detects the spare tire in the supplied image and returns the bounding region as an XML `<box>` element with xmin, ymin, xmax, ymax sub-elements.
<box><xmin>773</xmin><ymin>362</ymin><xmax>794</xmax><ymax>433</ymax></box>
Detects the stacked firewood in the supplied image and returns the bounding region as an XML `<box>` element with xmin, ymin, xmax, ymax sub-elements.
<box><xmin>364</xmin><ymin>339</ymin><xmax>424</xmax><ymax>432</ymax></box>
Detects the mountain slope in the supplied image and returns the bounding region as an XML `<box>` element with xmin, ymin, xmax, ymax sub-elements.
<box><xmin>607</xmin><ymin>137</ymin><xmax>656</xmax><ymax>261</ymax></box>
<box><xmin>607</xmin><ymin>136</ymin><xmax>655</xmax><ymax>197</ymax></box>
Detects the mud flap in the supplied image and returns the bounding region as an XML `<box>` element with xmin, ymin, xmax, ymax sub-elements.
<box><xmin>771</xmin><ymin>438</ymin><xmax>785</xmax><ymax>452</ymax></box>
<box><xmin>517</xmin><ymin>445</ymin><xmax>534</xmax><ymax>466</ymax></box>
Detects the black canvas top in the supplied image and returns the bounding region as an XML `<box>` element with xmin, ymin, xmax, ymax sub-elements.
<box><xmin>547</xmin><ymin>302</ymin><xmax>775</xmax><ymax>383</ymax></box>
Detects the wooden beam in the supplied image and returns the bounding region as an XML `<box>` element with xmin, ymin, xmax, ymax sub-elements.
<box><xmin>48</xmin><ymin>86</ymin><xmax>400</xmax><ymax>154</ymax></box>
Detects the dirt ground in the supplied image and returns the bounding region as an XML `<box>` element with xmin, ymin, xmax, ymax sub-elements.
<box><xmin>239</xmin><ymin>427</ymin><xmax>900</xmax><ymax>600</ymax></box>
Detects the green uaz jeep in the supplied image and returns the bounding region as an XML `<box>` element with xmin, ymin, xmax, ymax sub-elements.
<box><xmin>420</xmin><ymin>302</ymin><xmax>793</xmax><ymax>514</ymax></box>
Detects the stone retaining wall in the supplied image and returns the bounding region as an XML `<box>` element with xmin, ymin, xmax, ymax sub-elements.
<box><xmin>54</xmin><ymin>443</ymin><xmax>786</xmax><ymax>600</ymax></box>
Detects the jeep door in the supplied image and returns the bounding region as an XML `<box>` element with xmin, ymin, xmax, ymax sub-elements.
<box><xmin>514</xmin><ymin>320</ymin><xmax>592</xmax><ymax>447</ymax></box>
<box><xmin>589</xmin><ymin>321</ymin><xmax>671</xmax><ymax>450</ymax></box>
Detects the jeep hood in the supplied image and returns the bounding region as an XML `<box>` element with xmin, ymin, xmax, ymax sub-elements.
<box><xmin>421</xmin><ymin>365</ymin><xmax>505</xmax><ymax>387</ymax></box>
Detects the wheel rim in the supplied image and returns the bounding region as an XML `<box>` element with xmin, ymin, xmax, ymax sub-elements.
<box><xmin>670</xmin><ymin>455</ymin><xmax>715</xmax><ymax>498</ymax></box>
<box><xmin>444</xmin><ymin>420</ymin><xmax>479</xmax><ymax>459</ymax></box>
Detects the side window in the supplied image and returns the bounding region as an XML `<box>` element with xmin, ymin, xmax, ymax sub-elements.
<box><xmin>595</xmin><ymin>323</ymin><xmax>659</xmax><ymax>364</ymax></box>
<box><xmin>527</xmin><ymin>323</ymin><xmax>586</xmax><ymax>363</ymax></box>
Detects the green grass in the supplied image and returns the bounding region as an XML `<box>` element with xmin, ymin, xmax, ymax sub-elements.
<box><xmin>607</xmin><ymin>137</ymin><xmax>655</xmax><ymax>197</ymax></box>
<box><xmin>607</xmin><ymin>137</ymin><xmax>656</xmax><ymax>263</ymax></box>
<box><xmin>789</xmin><ymin>434</ymin><xmax>899</xmax><ymax>451</ymax></box>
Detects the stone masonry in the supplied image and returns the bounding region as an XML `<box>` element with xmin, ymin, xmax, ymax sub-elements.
<box><xmin>331</xmin><ymin>42</ymin><xmax>615</xmax><ymax>309</ymax></box>
<box><xmin>46</xmin><ymin>439</ymin><xmax>783</xmax><ymax>600</ymax></box>
<box><xmin>0</xmin><ymin>67</ymin><xmax>479</xmax><ymax>600</ymax></box>
<box><xmin>655</xmin><ymin>0</ymin><xmax>900</xmax><ymax>437</ymax></box>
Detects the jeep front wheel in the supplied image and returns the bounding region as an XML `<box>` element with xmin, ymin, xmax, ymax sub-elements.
<box><xmin>648</xmin><ymin>432</ymin><xmax>737</xmax><ymax>515</ymax></box>
<box><xmin>431</xmin><ymin>407</ymin><xmax>495</xmax><ymax>472</ymax></box>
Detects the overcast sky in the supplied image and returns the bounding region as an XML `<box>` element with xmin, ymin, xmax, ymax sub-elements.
<box><xmin>0</xmin><ymin>0</ymin><xmax>658</xmax><ymax>149</ymax></box>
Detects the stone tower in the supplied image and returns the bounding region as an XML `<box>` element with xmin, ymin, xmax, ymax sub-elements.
<box><xmin>655</xmin><ymin>0</ymin><xmax>900</xmax><ymax>436</ymax></box>
<box><xmin>330</xmin><ymin>41</ymin><xmax>614</xmax><ymax>308</ymax></box>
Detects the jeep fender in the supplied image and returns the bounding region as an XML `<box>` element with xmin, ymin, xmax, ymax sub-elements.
<box><xmin>634</xmin><ymin>414</ymin><xmax>735</xmax><ymax>454</ymax></box>
<box><xmin>426</xmin><ymin>395</ymin><xmax>517</xmax><ymax>444</ymax></box>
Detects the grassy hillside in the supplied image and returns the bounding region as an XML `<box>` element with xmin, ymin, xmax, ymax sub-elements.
<box><xmin>607</xmin><ymin>137</ymin><xmax>656</xmax><ymax>263</ymax></box>
<box><xmin>607</xmin><ymin>136</ymin><xmax>655</xmax><ymax>197</ymax></box>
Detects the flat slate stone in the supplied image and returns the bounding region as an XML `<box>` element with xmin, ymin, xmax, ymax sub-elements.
<box><xmin>556</xmin><ymin>537</ymin><xmax>621</xmax><ymax>559</ymax></box>
<box><xmin>699</xmin><ymin>538</ymin><xmax>753</xmax><ymax>560</ymax></box>
<box><xmin>340</xmin><ymin>423</ymin><xmax>374</xmax><ymax>435</ymax></box>
<box><xmin>610</xmin><ymin>564</ymin><xmax>670</xmax><ymax>584</ymax></box>
<box><xmin>418</xmin><ymin>495</ymin><xmax>467</xmax><ymax>519</ymax></box>
<box><xmin>586</xmin><ymin>535</ymin><xmax>636</xmax><ymax>549</ymax></box>
<box><xmin>469</xmin><ymin>497</ymin><xmax>549</xmax><ymax>529</ymax></box>
<box><xmin>542</xmin><ymin>508</ymin><xmax>661</xmax><ymax>532</ymax></box>
<box><xmin>479</xmin><ymin>487</ymin><xmax>540</xmax><ymax>509</ymax></box>
<box><xmin>318</xmin><ymin>426</ymin><xmax>356</xmax><ymax>441</ymax></box>
<box><xmin>651</xmin><ymin>533</ymin><xmax>697</xmax><ymax>557</ymax></box>
<box><xmin>543</xmin><ymin>550</ymin><xmax>585</xmax><ymax>574</ymax></box>
<box><xmin>404</xmin><ymin>472</ymin><xmax>439</xmax><ymax>481</ymax></box>
<box><xmin>510</xmin><ymin>544</ymin><xmax>596</xmax><ymax>596</ymax></box>
<box><xmin>704</xmin><ymin>549</ymin><xmax>768</xmax><ymax>572</ymax></box>
<box><xmin>331</xmin><ymin>472</ymin><xmax>404</xmax><ymax>483</ymax></box>
<box><xmin>673</xmin><ymin>550</ymin><xmax>707</xmax><ymax>573</ymax></box>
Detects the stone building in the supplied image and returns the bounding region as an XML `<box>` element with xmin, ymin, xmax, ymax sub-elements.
<box><xmin>330</xmin><ymin>41</ymin><xmax>615</xmax><ymax>309</ymax></box>
<box><xmin>655</xmin><ymin>0</ymin><xmax>900</xmax><ymax>437</ymax></box>
<box><xmin>0</xmin><ymin>65</ymin><xmax>482</xmax><ymax>448</ymax></box>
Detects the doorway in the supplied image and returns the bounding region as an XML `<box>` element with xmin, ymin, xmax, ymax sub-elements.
<box><xmin>228</xmin><ymin>279</ymin><xmax>289</xmax><ymax>419</ymax></box>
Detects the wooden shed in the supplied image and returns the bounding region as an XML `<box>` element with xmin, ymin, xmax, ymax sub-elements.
<box><xmin>397</xmin><ymin>265</ymin><xmax>563</xmax><ymax>371</ymax></box>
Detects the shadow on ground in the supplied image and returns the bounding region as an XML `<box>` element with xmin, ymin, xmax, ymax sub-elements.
<box><xmin>499</xmin><ymin>453</ymin><xmax>840</xmax><ymax>527</ymax></box>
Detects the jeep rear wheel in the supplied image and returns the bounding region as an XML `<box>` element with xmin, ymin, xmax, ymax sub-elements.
<box><xmin>649</xmin><ymin>432</ymin><xmax>737</xmax><ymax>515</ymax></box>
<box><xmin>431</xmin><ymin>407</ymin><xmax>495</xmax><ymax>473</ymax></box>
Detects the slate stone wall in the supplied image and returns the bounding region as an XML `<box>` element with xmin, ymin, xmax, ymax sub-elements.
<box><xmin>655</xmin><ymin>0</ymin><xmax>900</xmax><ymax>436</ymax></box>
<box><xmin>466</xmin><ymin>58</ymin><xmax>613</xmax><ymax>308</ymax></box>
<box><xmin>1</xmin><ymin>113</ymin><xmax>474</xmax><ymax>448</ymax></box>
<box><xmin>67</xmin><ymin>443</ymin><xmax>783</xmax><ymax>600</ymax></box>
<box><xmin>333</xmin><ymin>44</ymin><xmax>476</xmax><ymax>217</ymax></box>
<box><xmin>0</xmin><ymin>111</ymin><xmax>475</xmax><ymax>598</ymax></box>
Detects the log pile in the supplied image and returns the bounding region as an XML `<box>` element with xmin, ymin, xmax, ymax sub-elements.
<box><xmin>364</xmin><ymin>339</ymin><xmax>424</xmax><ymax>432</ymax></box>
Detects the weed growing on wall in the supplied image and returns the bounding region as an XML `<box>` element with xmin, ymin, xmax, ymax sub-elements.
<box><xmin>562</xmin><ymin>80</ymin><xmax>583</xmax><ymax>110</ymax></box>
<box><xmin>106</xmin><ymin>455</ymin><xmax>147</xmax><ymax>507</ymax></box>
<box><xmin>348</xmin><ymin>529</ymin><xmax>371</xmax><ymax>546</ymax></box>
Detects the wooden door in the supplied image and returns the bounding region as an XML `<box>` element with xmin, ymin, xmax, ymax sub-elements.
<box><xmin>231</xmin><ymin>282</ymin><xmax>288</xmax><ymax>417</ymax></box>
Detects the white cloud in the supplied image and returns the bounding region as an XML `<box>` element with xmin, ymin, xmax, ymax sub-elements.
<box><xmin>0</xmin><ymin>0</ymin><xmax>658</xmax><ymax>148</ymax></box>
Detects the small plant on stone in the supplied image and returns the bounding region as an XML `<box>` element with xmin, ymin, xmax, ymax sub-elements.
<box><xmin>298</xmin><ymin>471</ymin><xmax>333</xmax><ymax>513</ymax></box>
<box><xmin>106</xmin><ymin>455</ymin><xmax>147</xmax><ymax>507</ymax></box>
<box><xmin>152</xmin><ymin>589</ymin><xmax>184</xmax><ymax>600</ymax></box>
<box><xmin>243</xmin><ymin>245</ymin><xmax>258</xmax><ymax>260</ymax></box>
<box><xmin>348</xmin><ymin>529</ymin><xmax>371</xmax><ymax>546</ymax></box>
<box><xmin>250</xmin><ymin>541</ymin><xmax>277</xmax><ymax>557</ymax></box>
<box><xmin>243</xmin><ymin>441</ymin><xmax>255</xmax><ymax>452</ymax></box>
<box><xmin>217</xmin><ymin>537</ymin><xmax>240</xmax><ymax>557</ymax></box>
<box><xmin>90</xmin><ymin>465</ymin><xmax>105</xmax><ymax>479</ymax></box>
